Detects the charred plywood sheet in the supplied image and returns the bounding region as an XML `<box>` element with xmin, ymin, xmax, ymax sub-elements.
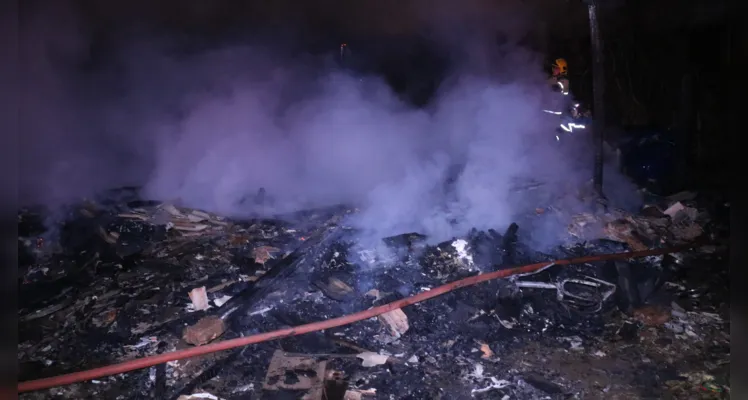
<box><xmin>262</xmin><ymin>350</ymin><xmax>327</xmax><ymax>399</ymax></box>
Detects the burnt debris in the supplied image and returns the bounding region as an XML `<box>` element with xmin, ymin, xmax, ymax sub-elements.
<box><xmin>18</xmin><ymin>188</ymin><xmax>729</xmax><ymax>399</ymax></box>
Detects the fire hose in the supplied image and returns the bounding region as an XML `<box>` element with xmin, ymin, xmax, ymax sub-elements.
<box><xmin>19</xmin><ymin>242</ymin><xmax>704</xmax><ymax>393</ymax></box>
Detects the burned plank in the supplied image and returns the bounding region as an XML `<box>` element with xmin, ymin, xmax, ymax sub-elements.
<box><xmin>213</xmin><ymin>209</ymin><xmax>350</xmax><ymax>319</ymax></box>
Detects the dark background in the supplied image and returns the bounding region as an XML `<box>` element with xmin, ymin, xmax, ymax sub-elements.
<box><xmin>22</xmin><ymin>0</ymin><xmax>730</xmax><ymax>191</ymax></box>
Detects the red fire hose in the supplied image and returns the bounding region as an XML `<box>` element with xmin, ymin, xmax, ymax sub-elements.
<box><xmin>19</xmin><ymin>243</ymin><xmax>701</xmax><ymax>393</ymax></box>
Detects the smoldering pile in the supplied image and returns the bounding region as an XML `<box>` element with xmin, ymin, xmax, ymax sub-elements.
<box><xmin>18</xmin><ymin>187</ymin><xmax>728</xmax><ymax>400</ymax></box>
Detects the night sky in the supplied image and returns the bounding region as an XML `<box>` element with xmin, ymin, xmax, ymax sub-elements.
<box><xmin>24</xmin><ymin>0</ymin><xmax>727</xmax><ymax>107</ymax></box>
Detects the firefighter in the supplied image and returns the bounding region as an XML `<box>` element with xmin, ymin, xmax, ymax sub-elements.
<box><xmin>543</xmin><ymin>58</ymin><xmax>587</xmax><ymax>141</ymax></box>
<box><xmin>542</xmin><ymin>58</ymin><xmax>571</xmax><ymax>119</ymax></box>
<box><xmin>549</xmin><ymin>58</ymin><xmax>570</xmax><ymax>96</ymax></box>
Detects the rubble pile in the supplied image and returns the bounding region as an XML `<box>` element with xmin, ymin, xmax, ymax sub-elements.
<box><xmin>18</xmin><ymin>188</ymin><xmax>729</xmax><ymax>399</ymax></box>
<box><xmin>565</xmin><ymin>199</ymin><xmax>710</xmax><ymax>251</ymax></box>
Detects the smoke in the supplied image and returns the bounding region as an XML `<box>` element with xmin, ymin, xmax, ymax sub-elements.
<box><xmin>19</xmin><ymin>0</ymin><xmax>641</xmax><ymax>249</ymax></box>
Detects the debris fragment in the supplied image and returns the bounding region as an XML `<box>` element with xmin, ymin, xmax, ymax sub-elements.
<box><xmin>663</xmin><ymin>201</ymin><xmax>688</xmax><ymax>218</ymax></box>
<box><xmin>231</xmin><ymin>384</ymin><xmax>254</xmax><ymax>394</ymax></box>
<box><xmin>314</xmin><ymin>276</ymin><xmax>354</xmax><ymax>301</ymax></box>
<box><xmin>91</xmin><ymin>309</ymin><xmax>118</xmax><ymax>328</ymax></box>
<box><xmin>478</xmin><ymin>342</ymin><xmax>494</xmax><ymax>359</ymax></box>
<box><xmin>98</xmin><ymin>226</ymin><xmax>119</xmax><ymax>244</ymax></box>
<box><xmin>567</xmin><ymin>212</ymin><xmax>601</xmax><ymax>239</ymax></box>
<box><xmin>240</xmin><ymin>274</ymin><xmax>259</xmax><ymax>282</ymax></box>
<box><xmin>377</xmin><ymin>308</ymin><xmax>409</xmax><ymax>338</ymax></box>
<box><xmin>515</xmin><ymin>276</ymin><xmax>616</xmax><ymax>312</ymax></box>
<box><xmin>356</xmin><ymin>352</ymin><xmax>390</xmax><ymax>367</ymax></box>
<box><xmin>343</xmin><ymin>388</ymin><xmax>377</xmax><ymax>400</ymax></box>
<box><xmin>565</xmin><ymin>196</ymin><xmax>710</xmax><ymax>248</ymax></box>
<box><xmin>343</xmin><ymin>390</ymin><xmax>362</xmax><ymax>400</ymax></box>
<box><xmin>523</xmin><ymin>373</ymin><xmax>566</xmax><ymax>395</ymax></box>
<box><xmin>364</xmin><ymin>289</ymin><xmax>384</xmax><ymax>301</ymax></box>
<box><xmin>118</xmin><ymin>212</ymin><xmax>149</xmax><ymax>221</ymax></box>
<box><xmin>183</xmin><ymin>316</ymin><xmax>226</xmax><ymax>346</ymax></box>
<box><xmin>188</xmin><ymin>286</ymin><xmax>210</xmax><ymax>311</ymax></box>
<box><xmin>252</xmin><ymin>246</ymin><xmax>279</xmax><ymax>265</ymax></box>
<box><xmin>124</xmin><ymin>336</ymin><xmax>157</xmax><ymax>350</ymax></box>
<box><xmin>172</xmin><ymin>221</ymin><xmax>210</xmax><ymax>232</ymax></box>
<box><xmin>263</xmin><ymin>350</ymin><xmax>326</xmax><ymax>399</ymax></box>
<box><xmin>161</xmin><ymin>204</ymin><xmax>184</xmax><ymax>218</ymax></box>
<box><xmin>562</xmin><ymin>336</ymin><xmax>584</xmax><ymax>351</ymax></box>
<box><xmin>177</xmin><ymin>393</ymin><xmax>220</xmax><ymax>400</ymax></box>
<box><xmin>188</xmin><ymin>210</ymin><xmax>211</xmax><ymax>222</ymax></box>
<box><xmin>212</xmin><ymin>295</ymin><xmax>232</xmax><ymax>307</ymax></box>
<box><xmin>633</xmin><ymin>305</ymin><xmax>671</xmax><ymax>326</ymax></box>
<box><xmin>207</xmin><ymin>280</ymin><xmax>237</xmax><ymax>293</ymax></box>
<box><xmin>20</xmin><ymin>301</ymin><xmax>70</xmax><ymax>322</ymax></box>
<box><xmin>604</xmin><ymin>219</ymin><xmax>648</xmax><ymax>251</ymax></box>
<box><xmin>471</xmin><ymin>377</ymin><xmax>511</xmax><ymax>394</ymax></box>
<box><xmin>451</xmin><ymin>239</ymin><xmax>474</xmax><ymax>267</ymax></box>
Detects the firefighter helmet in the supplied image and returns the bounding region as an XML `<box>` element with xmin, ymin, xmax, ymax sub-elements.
<box><xmin>552</xmin><ymin>58</ymin><xmax>568</xmax><ymax>76</ymax></box>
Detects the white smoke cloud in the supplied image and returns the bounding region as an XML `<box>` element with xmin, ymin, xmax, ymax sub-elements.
<box><xmin>18</xmin><ymin>0</ymin><xmax>641</xmax><ymax>249</ymax></box>
<box><xmin>135</xmin><ymin>47</ymin><xmax>572</xmax><ymax>246</ymax></box>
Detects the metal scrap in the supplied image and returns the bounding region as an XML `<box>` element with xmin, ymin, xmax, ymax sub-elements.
<box><xmin>516</xmin><ymin>276</ymin><xmax>616</xmax><ymax>312</ymax></box>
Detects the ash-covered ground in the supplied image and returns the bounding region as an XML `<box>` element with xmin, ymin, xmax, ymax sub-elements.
<box><xmin>18</xmin><ymin>187</ymin><xmax>729</xmax><ymax>399</ymax></box>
